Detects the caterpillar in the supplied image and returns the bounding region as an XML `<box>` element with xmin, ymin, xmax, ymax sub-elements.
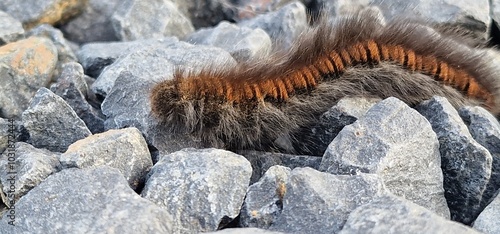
<box><xmin>150</xmin><ymin>10</ymin><xmax>500</xmax><ymax>155</ymax></box>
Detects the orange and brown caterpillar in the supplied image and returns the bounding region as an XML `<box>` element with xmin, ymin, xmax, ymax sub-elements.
<box><xmin>150</xmin><ymin>11</ymin><xmax>500</xmax><ymax>154</ymax></box>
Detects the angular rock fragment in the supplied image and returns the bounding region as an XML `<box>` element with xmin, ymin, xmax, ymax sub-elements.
<box><xmin>0</xmin><ymin>0</ymin><xmax>86</xmax><ymax>28</ymax></box>
<box><xmin>111</xmin><ymin>0</ymin><xmax>194</xmax><ymax>41</ymax></box>
<box><xmin>50</xmin><ymin>62</ymin><xmax>105</xmax><ymax>134</ymax></box>
<box><xmin>321</xmin><ymin>97</ymin><xmax>450</xmax><ymax>218</ymax></box>
<box><xmin>240</xmin><ymin>165</ymin><xmax>291</xmax><ymax>228</ymax></box>
<box><xmin>340</xmin><ymin>195</ymin><xmax>481</xmax><ymax>234</ymax></box>
<box><xmin>417</xmin><ymin>96</ymin><xmax>492</xmax><ymax>224</ymax></box>
<box><xmin>187</xmin><ymin>22</ymin><xmax>271</xmax><ymax>61</ymax></box>
<box><xmin>0</xmin><ymin>10</ymin><xmax>24</xmax><ymax>45</ymax></box>
<box><xmin>22</xmin><ymin>88</ymin><xmax>91</xmax><ymax>152</ymax></box>
<box><xmin>60</xmin><ymin>127</ymin><xmax>152</xmax><ymax>190</ymax></box>
<box><xmin>270</xmin><ymin>167</ymin><xmax>385</xmax><ymax>233</ymax></box>
<box><xmin>142</xmin><ymin>148</ymin><xmax>252</xmax><ymax>233</ymax></box>
<box><xmin>459</xmin><ymin>106</ymin><xmax>500</xmax><ymax>208</ymax></box>
<box><xmin>0</xmin><ymin>142</ymin><xmax>60</xmax><ymax>203</ymax></box>
<box><xmin>239</xmin><ymin>1</ymin><xmax>308</xmax><ymax>48</ymax></box>
<box><xmin>474</xmin><ymin>192</ymin><xmax>500</xmax><ymax>234</ymax></box>
<box><xmin>0</xmin><ymin>37</ymin><xmax>58</xmax><ymax>118</ymax></box>
<box><xmin>4</xmin><ymin>166</ymin><xmax>177</xmax><ymax>233</ymax></box>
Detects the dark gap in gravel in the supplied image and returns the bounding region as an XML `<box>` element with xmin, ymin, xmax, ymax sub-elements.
<box><xmin>218</xmin><ymin>214</ymin><xmax>241</xmax><ymax>230</ymax></box>
<box><xmin>489</xmin><ymin>20</ymin><xmax>500</xmax><ymax>47</ymax></box>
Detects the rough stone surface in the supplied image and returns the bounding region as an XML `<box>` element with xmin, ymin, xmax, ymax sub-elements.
<box><xmin>320</xmin><ymin>97</ymin><xmax>450</xmax><ymax>218</ymax></box>
<box><xmin>270</xmin><ymin>168</ymin><xmax>385</xmax><ymax>234</ymax></box>
<box><xmin>0</xmin><ymin>37</ymin><xmax>58</xmax><ymax>118</ymax></box>
<box><xmin>239</xmin><ymin>150</ymin><xmax>322</xmax><ymax>184</ymax></box>
<box><xmin>60</xmin><ymin>127</ymin><xmax>152</xmax><ymax>190</ymax></box>
<box><xmin>187</xmin><ymin>22</ymin><xmax>271</xmax><ymax>61</ymax></box>
<box><xmin>22</xmin><ymin>88</ymin><xmax>91</xmax><ymax>153</ymax></box>
<box><xmin>207</xmin><ymin>228</ymin><xmax>285</xmax><ymax>234</ymax></box>
<box><xmin>340</xmin><ymin>195</ymin><xmax>481</xmax><ymax>234</ymax></box>
<box><xmin>416</xmin><ymin>96</ymin><xmax>493</xmax><ymax>224</ymax></box>
<box><xmin>111</xmin><ymin>0</ymin><xmax>194</xmax><ymax>41</ymax></box>
<box><xmin>77</xmin><ymin>37</ymin><xmax>179</xmax><ymax>78</ymax></box>
<box><xmin>0</xmin><ymin>10</ymin><xmax>24</xmax><ymax>45</ymax></box>
<box><xmin>460</xmin><ymin>106</ymin><xmax>500</xmax><ymax>209</ymax></box>
<box><xmin>226</xmin><ymin>0</ymin><xmax>300</xmax><ymax>22</ymax></box>
<box><xmin>142</xmin><ymin>148</ymin><xmax>252</xmax><ymax>233</ymax></box>
<box><xmin>94</xmin><ymin>40</ymin><xmax>225</xmax><ymax>97</ymax></box>
<box><xmin>60</xmin><ymin>0</ymin><xmax>120</xmax><ymax>43</ymax></box>
<box><xmin>239</xmin><ymin>1</ymin><xmax>308</xmax><ymax>49</ymax></box>
<box><xmin>474</xmin><ymin>192</ymin><xmax>500</xmax><ymax>234</ymax></box>
<box><xmin>0</xmin><ymin>118</ymin><xmax>10</xmax><ymax>154</ymax></box>
<box><xmin>3</xmin><ymin>166</ymin><xmax>177</xmax><ymax>233</ymax></box>
<box><xmin>240</xmin><ymin>165</ymin><xmax>291</xmax><ymax>228</ymax></box>
<box><xmin>0</xmin><ymin>142</ymin><xmax>60</xmax><ymax>204</ymax></box>
<box><xmin>302</xmin><ymin>97</ymin><xmax>380</xmax><ymax>156</ymax></box>
<box><xmin>169</xmin><ymin>0</ymin><xmax>230</xmax><ymax>28</ymax></box>
<box><xmin>50</xmin><ymin>62</ymin><xmax>105</xmax><ymax>134</ymax></box>
<box><xmin>315</xmin><ymin>0</ymin><xmax>490</xmax><ymax>39</ymax></box>
<box><xmin>0</xmin><ymin>0</ymin><xmax>87</xmax><ymax>28</ymax></box>
<box><xmin>100</xmin><ymin>42</ymin><xmax>236</xmax><ymax>152</ymax></box>
<box><xmin>27</xmin><ymin>24</ymin><xmax>77</xmax><ymax>67</ymax></box>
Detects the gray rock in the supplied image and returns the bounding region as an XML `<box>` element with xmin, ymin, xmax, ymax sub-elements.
<box><xmin>93</xmin><ymin>40</ymin><xmax>227</xmax><ymax>97</ymax></box>
<box><xmin>302</xmin><ymin>97</ymin><xmax>380</xmax><ymax>156</ymax></box>
<box><xmin>493</xmin><ymin>0</ymin><xmax>500</xmax><ymax>32</ymax></box>
<box><xmin>60</xmin><ymin>127</ymin><xmax>152</xmax><ymax>190</ymax></box>
<box><xmin>50</xmin><ymin>62</ymin><xmax>105</xmax><ymax>134</ymax></box>
<box><xmin>320</xmin><ymin>97</ymin><xmax>450</xmax><ymax>218</ymax></box>
<box><xmin>169</xmin><ymin>0</ymin><xmax>230</xmax><ymax>28</ymax></box>
<box><xmin>0</xmin><ymin>142</ymin><xmax>60</xmax><ymax>204</ymax></box>
<box><xmin>239</xmin><ymin>150</ymin><xmax>322</xmax><ymax>184</ymax></box>
<box><xmin>270</xmin><ymin>168</ymin><xmax>385</xmax><ymax>234</ymax></box>
<box><xmin>77</xmin><ymin>37</ymin><xmax>179</xmax><ymax>78</ymax></box>
<box><xmin>0</xmin><ymin>118</ymin><xmax>11</xmax><ymax>154</ymax></box>
<box><xmin>239</xmin><ymin>1</ymin><xmax>308</xmax><ymax>49</ymax></box>
<box><xmin>22</xmin><ymin>88</ymin><xmax>91</xmax><ymax>153</ymax></box>
<box><xmin>0</xmin><ymin>0</ymin><xmax>86</xmax><ymax>28</ymax></box>
<box><xmin>316</xmin><ymin>0</ymin><xmax>490</xmax><ymax>38</ymax></box>
<box><xmin>224</xmin><ymin>0</ymin><xmax>301</xmax><ymax>22</ymax></box>
<box><xmin>60</xmin><ymin>0</ymin><xmax>120</xmax><ymax>43</ymax></box>
<box><xmin>141</xmin><ymin>148</ymin><xmax>252</xmax><ymax>233</ymax></box>
<box><xmin>0</xmin><ymin>10</ymin><xmax>24</xmax><ymax>45</ymax></box>
<box><xmin>0</xmin><ymin>221</ymin><xmax>29</xmax><ymax>234</ymax></box>
<box><xmin>207</xmin><ymin>228</ymin><xmax>285</xmax><ymax>234</ymax></box>
<box><xmin>416</xmin><ymin>96</ymin><xmax>493</xmax><ymax>224</ymax></box>
<box><xmin>459</xmin><ymin>106</ymin><xmax>500</xmax><ymax>209</ymax></box>
<box><xmin>187</xmin><ymin>21</ymin><xmax>271</xmax><ymax>62</ymax></box>
<box><xmin>0</xmin><ymin>37</ymin><xmax>58</xmax><ymax>118</ymax></box>
<box><xmin>240</xmin><ymin>165</ymin><xmax>291</xmax><ymax>228</ymax></box>
<box><xmin>27</xmin><ymin>24</ymin><xmax>77</xmax><ymax>65</ymax></box>
<box><xmin>5</xmin><ymin>166</ymin><xmax>177</xmax><ymax>233</ymax></box>
<box><xmin>100</xmin><ymin>42</ymin><xmax>236</xmax><ymax>152</ymax></box>
<box><xmin>340</xmin><ymin>195</ymin><xmax>481</xmax><ymax>234</ymax></box>
<box><xmin>111</xmin><ymin>0</ymin><xmax>194</xmax><ymax>41</ymax></box>
<box><xmin>474</xmin><ymin>192</ymin><xmax>500</xmax><ymax>234</ymax></box>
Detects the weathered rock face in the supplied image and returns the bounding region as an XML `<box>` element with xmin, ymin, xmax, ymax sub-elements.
<box><xmin>187</xmin><ymin>22</ymin><xmax>272</xmax><ymax>62</ymax></box>
<box><xmin>60</xmin><ymin>127</ymin><xmax>153</xmax><ymax>190</ymax></box>
<box><xmin>0</xmin><ymin>0</ymin><xmax>87</xmax><ymax>28</ymax></box>
<box><xmin>417</xmin><ymin>96</ymin><xmax>493</xmax><ymax>224</ymax></box>
<box><xmin>474</xmin><ymin>192</ymin><xmax>500</xmax><ymax>234</ymax></box>
<box><xmin>320</xmin><ymin>97</ymin><xmax>450</xmax><ymax>218</ymax></box>
<box><xmin>340</xmin><ymin>195</ymin><xmax>481</xmax><ymax>234</ymax></box>
<box><xmin>269</xmin><ymin>168</ymin><xmax>386</xmax><ymax>233</ymax></box>
<box><xmin>111</xmin><ymin>0</ymin><xmax>194</xmax><ymax>41</ymax></box>
<box><xmin>0</xmin><ymin>10</ymin><xmax>24</xmax><ymax>45</ymax></box>
<box><xmin>141</xmin><ymin>148</ymin><xmax>252</xmax><ymax>233</ymax></box>
<box><xmin>0</xmin><ymin>142</ymin><xmax>60</xmax><ymax>203</ymax></box>
<box><xmin>3</xmin><ymin>166</ymin><xmax>178</xmax><ymax>233</ymax></box>
<box><xmin>60</xmin><ymin>0</ymin><xmax>120</xmax><ymax>44</ymax></box>
<box><xmin>240</xmin><ymin>165</ymin><xmax>291</xmax><ymax>228</ymax></box>
<box><xmin>22</xmin><ymin>88</ymin><xmax>91</xmax><ymax>153</ymax></box>
<box><xmin>0</xmin><ymin>37</ymin><xmax>58</xmax><ymax>118</ymax></box>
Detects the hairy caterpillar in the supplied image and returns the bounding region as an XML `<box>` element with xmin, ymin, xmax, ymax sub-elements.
<box><xmin>150</xmin><ymin>10</ymin><xmax>500</xmax><ymax>155</ymax></box>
